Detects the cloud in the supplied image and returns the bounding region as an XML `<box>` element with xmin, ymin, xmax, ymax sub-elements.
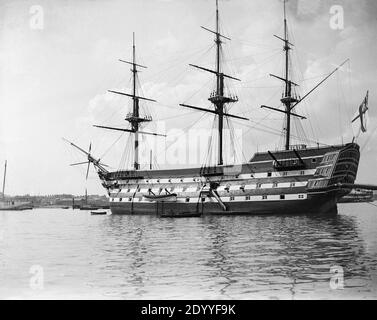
<box><xmin>0</xmin><ymin>0</ymin><xmax>376</xmax><ymax>194</ymax></box>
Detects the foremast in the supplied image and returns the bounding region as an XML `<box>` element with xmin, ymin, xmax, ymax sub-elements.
<box><xmin>124</xmin><ymin>33</ymin><xmax>153</xmax><ymax>170</ymax></box>
<box><xmin>180</xmin><ymin>0</ymin><xmax>248</xmax><ymax>166</ymax></box>
<box><xmin>94</xmin><ymin>33</ymin><xmax>165</xmax><ymax>171</ymax></box>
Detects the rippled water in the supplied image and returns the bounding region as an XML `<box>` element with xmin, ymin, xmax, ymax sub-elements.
<box><xmin>0</xmin><ymin>202</ymin><xmax>377</xmax><ymax>299</ymax></box>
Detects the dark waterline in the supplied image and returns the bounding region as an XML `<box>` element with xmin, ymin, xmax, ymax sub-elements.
<box><xmin>0</xmin><ymin>202</ymin><xmax>376</xmax><ymax>299</ymax></box>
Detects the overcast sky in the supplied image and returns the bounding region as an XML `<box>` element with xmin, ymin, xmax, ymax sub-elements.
<box><xmin>1</xmin><ymin>0</ymin><xmax>376</xmax><ymax>195</ymax></box>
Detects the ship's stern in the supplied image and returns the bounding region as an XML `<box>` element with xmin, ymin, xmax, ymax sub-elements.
<box><xmin>306</xmin><ymin>142</ymin><xmax>361</xmax><ymax>206</ymax></box>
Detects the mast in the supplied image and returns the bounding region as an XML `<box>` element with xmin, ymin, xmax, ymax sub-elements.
<box><xmin>2</xmin><ymin>160</ymin><xmax>6</xmax><ymax>199</ymax></box>
<box><xmin>278</xmin><ymin>0</ymin><xmax>298</xmax><ymax>150</ymax></box>
<box><xmin>131</xmin><ymin>33</ymin><xmax>140</xmax><ymax>170</ymax></box>
<box><xmin>149</xmin><ymin>150</ymin><xmax>152</xmax><ymax>170</ymax></box>
<box><xmin>215</xmin><ymin>0</ymin><xmax>223</xmax><ymax>165</ymax></box>
<box><xmin>94</xmin><ymin>33</ymin><xmax>166</xmax><ymax>171</ymax></box>
<box><xmin>261</xmin><ymin>1</ymin><xmax>350</xmax><ymax>149</ymax></box>
<box><xmin>281</xmin><ymin>0</ymin><xmax>297</xmax><ymax>150</ymax></box>
<box><xmin>260</xmin><ymin>0</ymin><xmax>299</xmax><ymax>151</ymax></box>
<box><xmin>283</xmin><ymin>2</ymin><xmax>290</xmax><ymax>150</ymax></box>
<box><xmin>180</xmin><ymin>0</ymin><xmax>248</xmax><ymax>166</ymax></box>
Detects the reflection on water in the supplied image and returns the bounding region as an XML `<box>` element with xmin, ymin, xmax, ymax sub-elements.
<box><xmin>0</xmin><ymin>203</ymin><xmax>376</xmax><ymax>299</ymax></box>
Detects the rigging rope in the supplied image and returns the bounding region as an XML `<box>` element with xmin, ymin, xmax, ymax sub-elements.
<box><xmin>233</xmin><ymin>118</ymin><xmax>331</xmax><ymax>147</ymax></box>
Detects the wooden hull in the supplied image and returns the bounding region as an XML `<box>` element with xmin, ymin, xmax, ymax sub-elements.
<box><xmin>101</xmin><ymin>143</ymin><xmax>360</xmax><ymax>216</ymax></box>
<box><xmin>143</xmin><ymin>194</ymin><xmax>177</xmax><ymax>202</ymax></box>
<box><xmin>109</xmin><ymin>192</ymin><xmax>339</xmax><ymax>216</ymax></box>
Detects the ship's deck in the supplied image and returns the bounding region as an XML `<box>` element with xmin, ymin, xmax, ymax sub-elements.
<box><xmin>102</xmin><ymin>144</ymin><xmax>347</xmax><ymax>181</ymax></box>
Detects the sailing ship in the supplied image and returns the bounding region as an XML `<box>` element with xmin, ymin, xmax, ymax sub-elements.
<box><xmin>0</xmin><ymin>161</ymin><xmax>33</xmax><ymax>211</ymax></box>
<box><xmin>67</xmin><ymin>0</ymin><xmax>374</xmax><ymax>215</ymax></box>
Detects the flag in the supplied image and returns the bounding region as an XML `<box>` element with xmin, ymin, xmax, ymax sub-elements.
<box><xmin>352</xmin><ymin>91</ymin><xmax>369</xmax><ymax>134</ymax></box>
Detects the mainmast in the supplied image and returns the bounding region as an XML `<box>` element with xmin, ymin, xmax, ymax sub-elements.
<box><xmin>130</xmin><ymin>33</ymin><xmax>141</xmax><ymax>170</ymax></box>
<box><xmin>180</xmin><ymin>0</ymin><xmax>248</xmax><ymax>166</ymax></box>
<box><xmin>94</xmin><ymin>33</ymin><xmax>165</xmax><ymax>171</ymax></box>
<box><xmin>215</xmin><ymin>1</ymin><xmax>224</xmax><ymax>165</ymax></box>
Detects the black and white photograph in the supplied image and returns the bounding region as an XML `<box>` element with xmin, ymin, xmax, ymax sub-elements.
<box><xmin>0</xmin><ymin>0</ymin><xmax>377</xmax><ymax>303</ymax></box>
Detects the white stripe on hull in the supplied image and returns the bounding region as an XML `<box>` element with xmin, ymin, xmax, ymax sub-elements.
<box><xmin>109</xmin><ymin>193</ymin><xmax>307</xmax><ymax>203</ymax></box>
<box><xmin>112</xmin><ymin>169</ymin><xmax>316</xmax><ymax>185</ymax></box>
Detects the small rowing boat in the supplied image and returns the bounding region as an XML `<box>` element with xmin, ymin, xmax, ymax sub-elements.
<box><xmin>91</xmin><ymin>210</ymin><xmax>107</xmax><ymax>215</ymax></box>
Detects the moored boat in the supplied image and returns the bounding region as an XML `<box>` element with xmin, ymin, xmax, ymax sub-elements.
<box><xmin>0</xmin><ymin>200</ymin><xmax>33</xmax><ymax>211</ymax></box>
<box><xmin>91</xmin><ymin>210</ymin><xmax>107</xmax><ymax>215</ymax></box>
<box><xmin>0</xmin><ymin>161</ymin><xmax>33</xmax><ymax>211</ymax></box>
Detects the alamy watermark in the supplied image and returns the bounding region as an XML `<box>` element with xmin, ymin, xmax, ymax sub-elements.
<box><xmin>296</xmin><ymin>0</ymin><xmax>344</xmax><ymax>30</ymax></box>
<box><xmin>136</xmin><ymin>124</ymin><xmax>244</xmax><ymax>169</ymax></box>
<box><xmin>329</xmin><ymin>265</ymin><xmax>344</xmax><ymax>290</ymax></box>
<box><xmin>29</xmin><ymin>5</ymin><xmax>44</xmax><ymax>30</ymax></box>
<box><xmin>29</xmin><ymin>265</ymin><xmax>44</xmax><ymax>290</ymax></box>
<box><xmin>329</xmin><ymin>5</ymin><xmax>344</xmax><ymax>30</ymax></box>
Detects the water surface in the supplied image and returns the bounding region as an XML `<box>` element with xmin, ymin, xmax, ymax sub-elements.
<box><xmin>0</xmin><ymin>203</ymin><xmax>376</xmax><ymax>299</ymax></box>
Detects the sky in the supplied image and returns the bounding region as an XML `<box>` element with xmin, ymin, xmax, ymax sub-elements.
<box><xmin>0</xmin><ymin>0</ymin><xmax>376</xmax><ymax>196</ymax></box>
